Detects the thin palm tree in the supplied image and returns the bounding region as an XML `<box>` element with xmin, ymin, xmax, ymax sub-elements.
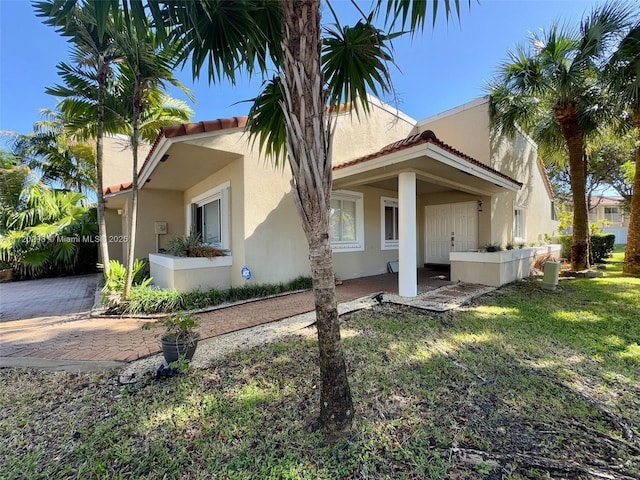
<box><xmin>606</xmin><ymin>21</ymin><xmax>640</xmax><ymax>275</ymax></box>
<box><xmin>35</xmin><ymin>0</ymin><xmax>121</xmax><ymax>277</ymax></box>
<box><xmin>113</xmin><ymin>17</ymin><xmax>191</xmax><ymax>299</ymax></box>
<box><xmin>489</xmin><ymin>2</ymin><xmax>632</xmax><ymax>271</ymax></box>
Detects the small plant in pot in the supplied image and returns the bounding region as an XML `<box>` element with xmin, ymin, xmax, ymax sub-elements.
<box><xmin>159</xmin><ymin>313</ymin><xmax>200</xmax><ymax>371</ymax></box>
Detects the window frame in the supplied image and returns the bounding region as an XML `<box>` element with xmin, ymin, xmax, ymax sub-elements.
<box><xmin>330</xmin><ymin>190</ymin><xmax>364</xmax><ymax>252</ymax></box>
<box><xmin>604</xmin><ymin>206</ymin><xmax>620</xmax><ymax>223</ymax></box>
<box><xmin>380</xmin><ymin>196</ymin><xmax>399</xmax><ymax>250</ymax></box>
<box><xmin>514</xmin><ymin>207</ymin><xmax>526</xmax><ymax>243</ymax></box>
<box><xmin>187</xmin><ymin>181</ymin><xmax>230</xmax><ymax>249</ymax></box>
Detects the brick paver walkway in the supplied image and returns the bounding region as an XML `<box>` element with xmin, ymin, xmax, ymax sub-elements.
<box><xmin>0</xmin><ymin>271</ymin><xmax>452</xmax><ymax>363</ymax></box>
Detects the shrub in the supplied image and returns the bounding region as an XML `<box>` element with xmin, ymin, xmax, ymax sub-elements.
<box><xmin>557</xmin><ymin>234</ymin><xmax>615</xmax><ymax>264</ymax></box>
<box><xmin>483</xmin><ymin>243</ymin><xmax>503</xmax><ymax>252</ymax></box>
<box><xmin>558</xmin><ymin>235</ymin><xmax>573</xmax><ymax>259</ymax></box>
<box><xmin>166</xmin><ymin>233</ymin><xmax>227</xmax><ymax>258</ymax></box>
<box><xmin>112</xmin><ymin>275</ymin><xmax>313</xmax><ymax>315</ymax></box>
<box><xmin>101</xmin><ymin>259</ymin><xmax>151</xmax><ymax>296</ymax></box>
<box><xmin>591</xmin><ymin>234</ymin><xmax>616</xmax><ymax>263</ymax></box>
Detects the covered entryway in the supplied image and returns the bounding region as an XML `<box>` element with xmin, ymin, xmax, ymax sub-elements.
<box><xmin>425</xmin><ymin>201</ymin><xmax>478</xmax><ymax>264</ymax></box>
<box><xmin>333</xmin><ymin>130</ymin><xmax>522</xmax><ymax>298</ymax></box>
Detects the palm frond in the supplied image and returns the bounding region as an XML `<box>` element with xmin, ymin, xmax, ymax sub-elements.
<box><xmin>246</xmin><ymin>76</ymin><xmax>288</xmax><ymax>167</ymax></box>
<box><xmin>322</xmin><ymin>16</ymin><xmax>399</xmax><ymax>116</ymax></box>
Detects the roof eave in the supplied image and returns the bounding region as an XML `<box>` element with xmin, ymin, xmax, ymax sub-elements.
<box><xmin>334</xmin><ymin>142</ymin><xmax>521</xmax><ymax>193</ymax></box>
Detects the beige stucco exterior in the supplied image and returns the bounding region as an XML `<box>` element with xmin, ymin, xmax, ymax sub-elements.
<box><xmin>102</xmin><ymin>136</ymin><xmax>151</xmax><ymax>188</ymax></box>
<box><xmin>102</xmin><ymin>97</ymin><xmax>560</xmax><ymax>291</ymax></box>
<box><xmin>418</xmin><ymin>97</ymin><xmax>559</xmax><ymax>246</ymax></box>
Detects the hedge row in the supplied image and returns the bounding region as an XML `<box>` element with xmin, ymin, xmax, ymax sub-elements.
<box><xmin>557</xmin><ymin>234</ymin><xmax>616</xmax><ymax>264</ymax></box>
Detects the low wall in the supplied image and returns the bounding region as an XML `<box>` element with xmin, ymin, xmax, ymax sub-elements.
<box><xmin>450</xmin><ymin>244</ymin><xmax>561</xmax><ymax>287</ymax></box>
<box><xmin>149</xmin><ymin>253</ymin><xmax>232</xmax><ymax>292</ymax></box>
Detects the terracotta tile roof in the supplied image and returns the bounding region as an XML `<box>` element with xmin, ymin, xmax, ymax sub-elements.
<box><xmin>333</xmin><ymin>130</ymin><xmax>523</xmax><ymax>188</ymax></box>
<box><xmin>591</xmin><ymin>196</ymin><xmax>625</xmax><ymax>207</ymax></box>
<box><xmin>143</xmin><ymin>117</ymin><xmax>248</xmax><ymax>172</ymax></box>
<box><xmin>104</xmin><ymin>182</ymin><xmax>132</xmax><ymax>195</ymax></box>
<box><xmin>537</xmin><ymin>157</ymin><xmax>555</xmax><ymax>198</ymax></box>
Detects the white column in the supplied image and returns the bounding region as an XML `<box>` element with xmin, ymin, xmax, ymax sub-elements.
<box><xmin>398</xmin><ymin>172</ymin><xmax>417</xmax><ymax>297</ymax></box>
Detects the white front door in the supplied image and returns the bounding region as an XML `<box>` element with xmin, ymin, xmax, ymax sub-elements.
<box><xmin>425</xmin><ymin>201</ymin><xmax>478</xmax><ymax>264</ymax></box>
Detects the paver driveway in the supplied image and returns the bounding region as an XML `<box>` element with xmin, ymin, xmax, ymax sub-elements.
<box><xmin>0</xmin><ymin>274</ymin><xmax>99</xmax><ymax>322</ymax></box>
<box><xmin>0</xmin><ymin>270</ymin><xmax>479</xmax><ymax>369</ymax></box>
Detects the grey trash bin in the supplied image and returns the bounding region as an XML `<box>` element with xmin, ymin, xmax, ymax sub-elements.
<box><xmin>542</xmin><ymin>261</ymin><xmax>560</xmax><ymax>291</ymax></box>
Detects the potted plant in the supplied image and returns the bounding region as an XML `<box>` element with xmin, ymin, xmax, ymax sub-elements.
<box><xmin>159</xmin><ymin>313</ymin><xmax>200</xmax><ymax>366</ymax></box>
<box><xmin>165</xmin><ymin>233</ymin><xmax>227</xmax><ymax>258</ymax></box>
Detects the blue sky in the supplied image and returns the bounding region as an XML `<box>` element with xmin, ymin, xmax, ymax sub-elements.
<box><xmin>1</xmin><ymin>0</ymin><xmax>599</xmax><ymax>144</ymax></box>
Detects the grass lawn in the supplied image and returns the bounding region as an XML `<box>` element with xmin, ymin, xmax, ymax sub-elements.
<box><xmin>2</xmin><ymin>252</ymin><xmax>639</xmax><ymax>479</ymax></box>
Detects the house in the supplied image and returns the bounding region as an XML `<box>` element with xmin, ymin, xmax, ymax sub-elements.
<box><xmin>588</xmin><ymin>196</ymin><xmax>629</xmax><ymax>244</ymax></box>
<box><xmin>102</xmin><ymin>96</ymin><xmax>559</xmax><ymax>295</ymax></box>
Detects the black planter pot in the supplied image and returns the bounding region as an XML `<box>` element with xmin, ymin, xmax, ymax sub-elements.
<box><xmin>160</xmin><ymin>337</ymin><xmax>198</xmax><ymax>365</ymax></box>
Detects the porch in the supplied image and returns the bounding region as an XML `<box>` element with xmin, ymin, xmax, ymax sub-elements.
<box><xmin>333</xmin><ymin>129</ymin><xmax>523</xmax><ymax>297</ymax></box>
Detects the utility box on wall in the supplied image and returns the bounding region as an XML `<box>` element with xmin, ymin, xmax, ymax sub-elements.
<box><xmin>154</xmin><ymin>222</ymin><xmax>167</xmax><ymax>235</ymax></box>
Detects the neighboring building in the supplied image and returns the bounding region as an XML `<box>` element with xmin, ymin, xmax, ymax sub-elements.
<box><xmin>103</xmin><ymin>96</ymin><xmax>559</xmax><ymax>295</ymax></box>
<box><xmin>588</xmin><ymin>196</ymin><xmax>629</xmax><ymax>244</ymax></box>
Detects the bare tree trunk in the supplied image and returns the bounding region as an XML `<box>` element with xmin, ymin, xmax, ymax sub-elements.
<box><xmin>279</xmin><ymin>0</ymin><xmax>353</xmax><ymax>437</ymax></box>
<box><xmin>556</xmin><ymin>106</ymin><xmax>590</xmax><ymax>270</ymax></box>
<box><xmin>123</xmin><ymin>101</ymin><xmax>140</xmax><ymax>299</ymax></box>
<box><xmin>96</xmin><ymin>63</ymin><xmax>110</xmax><ymax>277</ymax></box>
<box><xmin>624</xmin><ymin>115</ymin><xmax>640</xmax><ymax>275</ymax></box>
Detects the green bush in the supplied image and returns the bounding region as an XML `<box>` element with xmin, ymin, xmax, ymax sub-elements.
<box><xmin>113</xmin><ymin>275</ymin><xmax>313</xmax><ymax>315</ymax></box>
<box><xmin>101</xmin><ymin>259</ymin><xmax>151</xmax><ymax>296</ymax></box>
<box><xmin>558</xmin><ymin>235</ymin><xmax>573</xmax><ymax>259</ymax></box>
<box><xmin>557</xmin><ymin>234</ymin><xmax>615</xmax><ymax>264</ymax></box>
<box><xmin>591</xmin><ymin>234</ymin><xmax>616</xmax><ymax>263</ymax></box>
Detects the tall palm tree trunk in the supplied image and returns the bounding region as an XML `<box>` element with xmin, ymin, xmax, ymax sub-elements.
<box><xmin>624</xmin><ymin>114</ymin><xmax>640</xmax><ymax>275</ymax></box>
<box><xmin>123</xmin><ymin>100</ymin><xmax>141</xmax><ymax>299</ymax></box>
<box><xmin>556</xmin><ymin>106</ymin><xmax>590</xmax><ymax>270</ymax></box>
<box><xmin>96</xmin><ymin>63</ymin><xmax>110</xmax><ymax>277</ymax></box>
<box><xmin>279</xmin><ymin>0</ymin><xmax>353</xmax><ymax>436</ymax></box>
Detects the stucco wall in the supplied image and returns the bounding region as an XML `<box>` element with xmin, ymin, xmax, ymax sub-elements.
<box><xmin>104</xmin><ymin>209</ymin><xmax>124</xmax><ymax>264</ymax></box>
<box><xmin>417</xmin><ymin>99</ymin><xmax>492</xmax><ymax>166</ymax></box>
<box><xmin>491</xmin><ymin>131</ymin><xmax>559</xmax><ymax>242</ymax></box>
<box><xmin>242</xmin><ymin>156</ymin><xmax>311</xmax><ymax>285</ymax></box>
<box><xmin>332</xmin><ymin>100</ymin><xmax>416</xmax><ymax>166</ymax></box>
<box><xmin>102</xmin><ymin>136</ymin><xmax>151</xmax><ymax>188</ymax></box>
<box><xmin>332</xmin><ymin>185</ymin><xmax>404</xmax><ymax>280</ymax></box>
<box><xmin>418</xmin><ymin>98</ymin><xmax>559</xmax><ymax>245</ymax></box>
<box><xmin>121</xmin><ymin>189</ymin><xmax>185</xmax><ymax>262</ymax></box>
<box><xmin>183</xmin><ymin>156</ymin><xmax>245</xmax><ymax>286</ymax></box>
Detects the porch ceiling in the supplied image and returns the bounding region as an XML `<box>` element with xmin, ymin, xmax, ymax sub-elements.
<box><xmin>141</xmin><ymin>142</ymin><xmax>241</xmax><ymax>191</ymax></box>
<box><xmin>333</xmin><ymin>147</ymin><xmax>519</xmax><ymax>196</ymax></box>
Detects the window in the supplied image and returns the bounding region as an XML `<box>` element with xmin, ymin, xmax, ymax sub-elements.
<box><xmin>381</xmin><ymin>197</ymin><xmax>399</xmax><ymax>250</ymax></box>
<box><xmin>330</xmin><ymin>190</ymin><xmax>364</xmax><ymax>251</ymax></box>
<box><xmin>514</xmin><ymin>208</ymin><xmax>526</xmax><ymax>242</ymax></box>
<box><xmin>604</xmin><ymin>207</ymin><xmax>621</xmax><ymax>223</ymax></box>
<box><xmin>551</xmin><ymin>201</ymin><xmax>558</xmax><ymax>221</ymax></box>
<box><xmin>194</xmin><ymin>199</ymin><xmax>221</xmax><ymax>245</ymax></box>
<box><xmin>188</xmin><ymin>182</ymin><xmax>230</xmax><ymax>249</ymax></box>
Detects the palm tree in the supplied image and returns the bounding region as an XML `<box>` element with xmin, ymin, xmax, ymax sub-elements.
<box><xmin>489</xmin><ymin>2</ymin><xmax>631</xmax><ymax>271</ymax></box>
<box><xmin>12</xmin><ymin>109</ymin><xmax>96</xmax><ymax>194</ymax></box>
<box><xmin>0</xmin><ymin>183</ymin><xmax>96</xmax><ymax>279</ymax></box>
<box><xmin>113</xmin><ymin>17</ymin><xmax>191</xmax><ymax>299</ymax></box>
<box><xmin>606</xmin><ymin>22</ymin><xmax>640</xmax><ymax>275</ymax></box>
<box><xmin>35</xmin><ymin>0</ymin><xmax>121</xmax><ymax>277</ymax></box>
<box><xmin>153</xmin><ymin>0</ymin><xmax>461</xmax><ymax>436</ymax></box>
<box><xmin>50</xmin><ymin>0</ymin><xmax>463</xmax><ymax>437</ymax></box>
